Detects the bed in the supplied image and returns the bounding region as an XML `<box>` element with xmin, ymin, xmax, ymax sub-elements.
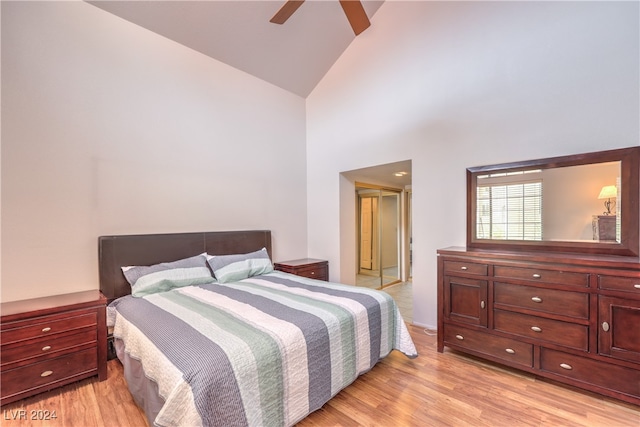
<box><xmin>99</xmin><ymin>230</ymin><xmax>417</xmax><ymax>427</ymax></box>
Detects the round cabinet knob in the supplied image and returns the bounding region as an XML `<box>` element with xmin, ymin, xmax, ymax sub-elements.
<box><xmin>42</xmin><ymin>327</ymin><xmax>52</xmax><ymax>332</ymax></box>
<box><xmin>455</xmin><ymin>334</ymin><xmax>464</xmax><ymax>340</ymax></box>
<box><xmin>531</xmin><ymin>326</ymin><xmax>542</xmax><ymax>332</ymax></box>
<box><xmin>42</xmin><ymin>346</ymin><xmax>52</xmax><ymax>351</ymax></box>
<box><xmin>634</xmin><ymin>284</ymin><xmax>640</xmax><ymax>289</ymax></box>
<box><xmin>532</xmin><ymin>274</ymin><xmax>541</xmax><ymax>279</ymax></box>
<box><xmin>560</xmin><ymin>363</ymin><xmax>573</xmax><ymax>370</ymax></box>
<box><xmin>531</xmin><ymin>296</ymin><xmax>543</xmax><ymax>303</ymax></box>
<box><xmin>505</xmin><ymin>348</ymin><xmax>516</xmax><ymax>354</ymax></box>
<box><xmin>40</xmin><ymin>370</ymin><xmax>53</xmax><ymax>377</ymax></box>
<box><xmin>461</xmin><ymin>266</ymin><xmax>468</xmax><ymax>271</ymax></box>
<box><xmin>602</xmin><ymin>322</ymin><xmax>610</xmax><ymax>332</ymax></box>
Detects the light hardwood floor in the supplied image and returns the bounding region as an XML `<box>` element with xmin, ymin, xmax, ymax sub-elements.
<box><xmin>3</xmin><ymin>325</ymin><xmax>638</xmax><ymax>426</ymax></box>
<box><xmin>383</xmin><ymin>281</ymin><xmax>412</xmax><ymax>324</ymax></box>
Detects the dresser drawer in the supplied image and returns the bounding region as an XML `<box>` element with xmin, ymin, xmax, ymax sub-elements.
<box><xmin>494</xmin><ymin>266</ymin><xmax>588</xmax><ymax>287</ymax></box>
<box><xmin>1</xmin><ymin>328</ymin><xmax>96</xmax><ymax>367</ymax></box>
<box><xmin>494</xmin><ymin>310</ymin><xmax>588</xmax><ymax>350</ymax></box>
<box><xmin>1</xmin><ymin>311</ymin><xmax>97</xmax><ymax>345</ymax></box>
<box><xmin>540</xmin><ymin>348</ymin><xmax>640</xmax><ymax>399</ymax></box>
<box><xmin>1</xmin><ymin>348</ymin><xmax>97</xmax><ymax>400</ymax></box>
<box><xmin>444</xmin><ymin>324</ymin><xmax>533</xmax><ymax>367</ymax></box>
<box><xmin>295</xmin><ymin>265</ymin><xmax>328</xmax><ymax>281</ymax></box>
<box><xmin>599</xmin><ymin>275</ymin><xmax>640</xmax><ymax>295</ymax></box>
<box><xmin>494</xmin><ymin>283</ymin><xmax>589</xmax><ymax>319</ymax></box>
<box><xmin>443</xmin><ymin>260</ymin><xmax>488</xmax><ymax>276</ymax></box>
<box><xmin>274</xmin><ymin>259</ymin><xmax>329</xmax><ymax>281</ymax></box>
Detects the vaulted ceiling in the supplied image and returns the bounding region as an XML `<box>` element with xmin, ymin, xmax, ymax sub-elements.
<box><xmin>88</xmin><ymin>1</ymin><xmax>385</xmax><ymax>97</ymax></box>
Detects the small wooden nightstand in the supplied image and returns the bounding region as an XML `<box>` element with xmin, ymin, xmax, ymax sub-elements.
<box><xmin>0</xmin><ymin>290</ymin><xmax>107</xmax><ymax>406</ymax></box>
<box><xmin>274</xmin><ymin>258</ymin><xmax>329</xmax><ymax>281</ymax></box>
<box><xmin>592</xmin><ymin>214</ymin><xmax>617</xmax><ymax>241</ymax></box>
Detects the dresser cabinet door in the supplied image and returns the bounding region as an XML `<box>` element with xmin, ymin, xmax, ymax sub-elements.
<box><xmin>443</xmin><ymin>276</ymin><xmax>488</xmax><ymax>327</ymax></box>
<box><xmin>599</xmin><ymin>296</ymin><xmax>640</xmax><ymax>364</ymax></box>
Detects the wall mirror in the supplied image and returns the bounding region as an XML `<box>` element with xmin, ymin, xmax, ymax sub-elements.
<box><xmin>467</xmin><ymin>146</ymin><xmax>640</xmax><ymax>256</ymax></box>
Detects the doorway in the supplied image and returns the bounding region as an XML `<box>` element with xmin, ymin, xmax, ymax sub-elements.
<box><xmin>340</xmin><ymin>160</ymin><xmax>413</xmax><ymax>323</ymax></box>
<box><xmin>357</xmin><ymin>185</ymin><xmax>402</xmax><ymax>289</ymax></box>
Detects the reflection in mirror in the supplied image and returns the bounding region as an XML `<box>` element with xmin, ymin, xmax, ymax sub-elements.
<box><xmin>467</xmin><ymin>146</ymin><xmax>640</xmax><ymax>257</ymax></box>
<box><xmin>356</xmin><ymin>187</ymin><xmax>402</xmax><ymax>289</ymax></box>
<box><xmin>476</xmin><ymin>162</ymin><xmax>621</xmax><ymax>242</ymax></box>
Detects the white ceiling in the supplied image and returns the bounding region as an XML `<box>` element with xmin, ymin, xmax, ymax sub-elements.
<box><xmin>343</xmin><ymin>160</ymin><xmax>413</xmax><ymax>188</ymax></box>
<box><xmin>88</xmin><ymin>0</ymin><xmax>385</xmax><ymax>97</ymax></box>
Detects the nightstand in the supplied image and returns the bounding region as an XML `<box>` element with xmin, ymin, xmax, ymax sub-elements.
<box><xmin>274</xmin><ymin>258</ymin><xmax>329</xmax><ymax>281</ymax></box>
<box><xmin>592</xmin><ymin>214</ymin><xmax>617</xmax><ymax>241</ymax></box>
<box><xmin>0</xmin><ymin>290</ymin><xmax>107</xmax><ymax>406</ymax></box>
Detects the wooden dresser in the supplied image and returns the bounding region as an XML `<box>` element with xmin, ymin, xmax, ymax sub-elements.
<box><xmin>0</xmin><ymin>291</ymin><xmax>107</xmax><ymax>406</ymax></box>
<box><xmin>437</xmin><ymin>247</ymin><xmax>640</xmax><ymax>405</ymax></box>
<box><xmin>274</xmin><ymin>258</ymin><xmax>329</xmax><ymax>281</ymax></box>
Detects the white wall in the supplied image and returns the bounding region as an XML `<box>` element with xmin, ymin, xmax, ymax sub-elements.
<box><xmin>1</xmin><ymin>2</ymin><xmax>308</xmax><ymax>302</ymax></box>
<box><xmin>543</xmin><ymin>162</ymin><xmax>620</xmax><ymax>241</ymax></box>
<box><xmin>306</xmin><ymin>1</ymin><xmax>639</xmax><ymax>328</ymax></box>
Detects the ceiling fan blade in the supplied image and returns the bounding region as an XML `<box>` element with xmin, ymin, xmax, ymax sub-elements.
<box><xmin>270</xmin><ymin>0</ymin><xmax>305</xmax><ymax>24</ymax></box>
<box><xmin>339</xmin><ymin>0</ymin><xmax>370</xmax><ymax>35</ymax></box>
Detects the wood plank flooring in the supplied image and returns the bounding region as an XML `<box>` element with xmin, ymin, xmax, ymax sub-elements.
<box><xmin>2</xmin><ymin>325</ymin><xmax>638</xmax><ymax>426</ymax></box>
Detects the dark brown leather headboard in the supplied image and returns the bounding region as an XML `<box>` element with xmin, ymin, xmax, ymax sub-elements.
<box><xmin>98</xmin><ymin>230</ymin><xmax>272</xmax><ymax>303</ymax></box>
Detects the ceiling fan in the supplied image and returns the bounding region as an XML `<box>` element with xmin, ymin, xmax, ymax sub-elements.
<box><xmin>270</xmin><ymin>0</ymin><xmax>371</xmax><ymax>36</ymax></box>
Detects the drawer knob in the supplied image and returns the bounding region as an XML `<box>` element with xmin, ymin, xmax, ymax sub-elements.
<box><xmin>531</xmin><ymin>326</ymin><xmax>542</xmax><ymax>332</ymax></box>
<box><xmin>560</xmin><ymin>363</ymin><xmax>573</xmax><ymax>370</ymax></box>
<box><xmin>480</xmin><ymin>300</ymin><xmax>485</xmax><ymax>309</ymax></box>
<box><xmin>602</xmin><ymin>322</ymin><xmax>610</xmax><ymax>332</ymax></box>
<box><xmin>40</xmin><ymin>370</ymin><xmax>53</xmax><ymax>377</ymax></box>
<box><xmin>42</xmin><ymin>327</ymin><xmax>52</xmax><ymax>333</ymax></box>
<box><xmin>461</xmin><ymin>266</ymin><xmax>468</xmax><ymax>271</ymax></box>
<box><xmin>532</xmin><ymin>274</ymin><xmax>541</xmax><ymax>279</ymax></box>
<box><xmin>310</xmin><ymin>271</ymin><xmax>315</xmax><ymax>275</ymax></box>
<box><xmin>455</xmin><ymin>334</ymin><xmax>464</xmax><ymax>340</ymax></box>
<box><xmin>634</xmin><ymin>284</ymin><xmax>640</xmax><ymax>289</ymax></box>
<box><xmin>42</xmin><ymin>345</ymin><xmax>52</xmax><ymax>351</ymax></box>
<box><xmin>531</xmin><ymin>296</ymin><xmax>542</xmax><ymax>303</ymax></box>
<box><xmin>505</xmin><ymin>348</ymin><xmax>516</xmax><ymax>354</ymax></box>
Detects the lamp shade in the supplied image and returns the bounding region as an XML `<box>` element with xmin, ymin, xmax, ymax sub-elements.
<box><xmin>598</xmin><ymin>185</ymin><xmax>617</xmax><ymax>199</ymax></box>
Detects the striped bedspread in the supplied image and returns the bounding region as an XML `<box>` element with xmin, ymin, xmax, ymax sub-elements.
<box><xmin>109</xmin><ymin>271</ymin><xmax>418</xmax><ymax>427</ymax></box>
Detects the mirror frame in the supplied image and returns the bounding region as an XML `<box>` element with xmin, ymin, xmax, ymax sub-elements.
<box><xmin>467</xmin><ymin>146</ymin><xmax>640</xmax><ymax>257</ymax></box>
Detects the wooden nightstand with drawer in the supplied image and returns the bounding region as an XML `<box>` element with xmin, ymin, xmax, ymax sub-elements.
<box><xmin>0</xmin><ymin>290</ymin><xmax>107</xmax><ymax>406</ymax></box>
<box><xmin>274</xmin><ymin>258</ymin><xmax>329</xmax><ymax>281</ymax></box>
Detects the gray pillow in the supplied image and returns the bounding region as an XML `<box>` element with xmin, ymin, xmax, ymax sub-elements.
<box><xmin>207</xmin><ymin>248</ymin><xmax>273</xmax><ymax>283</ymax></box>
<box><xmin>122</xmin><ymin>254</ymin><xmax>213</xmax><ymax>297</ymax></box>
